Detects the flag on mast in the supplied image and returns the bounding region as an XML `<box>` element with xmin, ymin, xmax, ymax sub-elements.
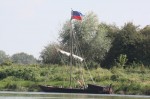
<box><xmin>71</xmin><ymin>10</ymin><xmax>83</xmax><ymax>20</ymax></box>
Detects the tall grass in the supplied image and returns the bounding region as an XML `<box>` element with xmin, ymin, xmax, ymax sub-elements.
<box><xmin>0</xmin><ymin>64</ymin><xmax>149</xmax><ymax>95</ymax></box>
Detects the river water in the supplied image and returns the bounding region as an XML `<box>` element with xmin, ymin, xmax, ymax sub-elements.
<box><xmin>0</xmin><ymin>91</ymin><xmax>149</xmax><ymax>99</ymax></box>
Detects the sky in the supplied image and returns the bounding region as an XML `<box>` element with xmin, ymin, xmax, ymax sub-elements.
<box><xmin>0</xmin><ymin>0</ymin><xmax>150</xmax><ymax>59</ymax></box>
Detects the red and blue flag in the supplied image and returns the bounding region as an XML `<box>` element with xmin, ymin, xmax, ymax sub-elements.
<box><xmin>71</xmin><ymin>11</ymin><xmax>83</xmax><ymax>20</ymax></box>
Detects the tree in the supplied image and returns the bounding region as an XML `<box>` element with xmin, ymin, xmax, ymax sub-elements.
<box><xmin>0</xmin><ymin>50</ymin><xmax>9</xmax><ymax>64</ymax></box>
<box><xmin>11</xmin><ymin>52</ymin><xmax>37</xmax><ymax>64</ymax></box>
<box><xmin>102</xmin><ymin>22</ymin><xmax>144</xmax><ymax>67</ymax></box>
<box><xmin>138</xmin><ymin>25</ymin><xmax>150</xmax><ymax>65</ymax></box>
<box><xmin>140</xmin><ymin>25</ymin><xmax>150</xmax><ymax>38</ymax></box>
<box><xmin>40</xmin><ymin>43</ymin><xmax>62</xmax><ymax>64</ymax></box>
<box><xmin>59</xmin><ymin>12</ymin><xmax>114</xmax><ymax>66</ymax></box>
<box><xmin>92</xmin><ymin>23</ymin><xmax>119</xmax><ymax>62</ymax></box>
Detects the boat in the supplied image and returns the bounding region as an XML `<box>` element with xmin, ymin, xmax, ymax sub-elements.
<box><xmin>39</xmin><ymin>10</ymin><xmax>113</xmax><ymax>94</ymax></box>
<box><xmin>39</xmin><ymin>84</ymin><xmax>112</xmax><ymax>94</ymax></box>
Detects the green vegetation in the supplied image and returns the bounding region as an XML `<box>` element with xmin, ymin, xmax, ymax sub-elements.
<box><xmin>0</xmin><ymin>51</ymin><xmax>37</xmax><ymax>65</ymax></box>
<box><xmin>0</xmin><ymin>64</ymin><xmax>149</xmax><ymax>95</ymax></box>
<box><xmin>0</xmin><ymin>12</ymin><xmax>149</xmax><ymax>68</ymax></box>
<box><xmin>41</xmin><ymin>12</ymin><xmax>150</xmax><ymax>68</ymax></box>
<box><xmin>0</xmin><ymin>12</ymin><xmax>149</xmax><ymax>95</ymax></box>
<box><xmin>11</xmin><ymin>52</ymin><xmax>37</xmax><ymax>64</ymax></box>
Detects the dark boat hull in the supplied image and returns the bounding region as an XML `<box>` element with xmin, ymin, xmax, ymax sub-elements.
<box><xmin>39</xmin><ymin>84</ymin><xmax>112</xmax><ymax>94</ymax></box>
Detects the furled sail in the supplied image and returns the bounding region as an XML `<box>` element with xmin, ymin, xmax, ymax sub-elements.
<box><xmin>57</xmin><ymin>48</ymin><xmax>84</xmax><ymax>62</ymax></box>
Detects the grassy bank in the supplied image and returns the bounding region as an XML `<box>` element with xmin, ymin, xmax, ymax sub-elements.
<box><xmin>0</xmin><ymin>64</ymin><xmax>150</xmax><ymax>95</ymax></box>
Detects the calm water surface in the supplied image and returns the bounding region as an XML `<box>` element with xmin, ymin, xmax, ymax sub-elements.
<box><xmin>0</xmin><ymin>91</ymin><xmax>149</xmax><ymax>99</ymax></box>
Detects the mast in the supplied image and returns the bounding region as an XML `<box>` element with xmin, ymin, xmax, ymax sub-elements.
<box><xmin>69</xmin><ymin>10</ymin><xmax>83</xmax><ymax>87</ymax></box>
<box><xmin>69</xmin><ymin>11</ymin><xmax>73</xmax><ymax>87</ymax></box>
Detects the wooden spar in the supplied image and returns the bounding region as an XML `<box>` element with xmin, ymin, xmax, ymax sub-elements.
<box><xmin>56</xmin><ymin>48</ymin><xmax>83</xmax><ymax>62</ymax></box>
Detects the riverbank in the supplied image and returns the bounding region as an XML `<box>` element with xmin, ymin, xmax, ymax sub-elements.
<box><xmin>0</xmin><ymin>64</ymin><xmax>150</xmax><ymax>95</ymax></box>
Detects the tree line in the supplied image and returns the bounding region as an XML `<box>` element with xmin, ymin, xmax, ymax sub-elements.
<box><xmin>0</xmin><ymin>51</ymin><xmax>37</xmax><ymax>65</ymax></box>
<box><xmin>40</xmin><ymin>12</ymin><xmax>150</xmax><ymax>68</ymax></box>
<box><xmin>1</xmin><ymin>12</ymin><xmax>150</xmax><ymax>68</ymax></box>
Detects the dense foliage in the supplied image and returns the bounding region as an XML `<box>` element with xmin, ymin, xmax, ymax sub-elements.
<box><xmin>40</xmin><ymin>43</ymin><xmax>62</xmax><ymax>64</ymax></box>
<box><xmin>0</xmin><ymin>51</ymin><xmax>37</xmax><ymax>65</ymax></box>
<box><xmin>0</xmin><ymin>50</ymin><xmax>9</xmax><ymax>64</ymax></box>
<box><xmin>0</xmin><ymin>64</ymin><xmax>149</xmax><ymax>95</ymax></box>
<box><xmin>102</xmin><ymin>23</ymin><xmax>150</xmax><ymax>67</ymax></box>
<box><xmin>40</xmin><ymin>12</ymin><xmax>150</xmax><ymax>68</ymax></box>
<box><xmin>0</xmin><ymin>12</ymin><xmax>149</xmax><ymax>95</ymax></box>
<box><xmin>11</xmin><ymin>52</ymin><xmax>37</xmax><ymax>64</ymax></box>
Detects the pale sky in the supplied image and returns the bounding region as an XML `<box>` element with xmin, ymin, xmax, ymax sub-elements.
<box><xmin>0</xmin><ymin>0</ymin><xmax>150</xmax><ymax>58</ymax></box>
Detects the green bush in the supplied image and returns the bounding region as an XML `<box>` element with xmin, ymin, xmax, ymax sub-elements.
<box><xmin>115</xmin><ymin>54</ymin><xmax>128</xmax><ymax>68</ymax></box>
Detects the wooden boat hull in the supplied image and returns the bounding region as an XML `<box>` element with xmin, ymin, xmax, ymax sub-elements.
<box><xmin>39</xmin><ymin>84</ymin><xmax>112</xmax><ymax>94</ymax></box>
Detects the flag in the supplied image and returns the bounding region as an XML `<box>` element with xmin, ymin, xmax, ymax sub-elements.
<box><xmin>71</xmin><ymin>11</ymin><xmax>83</xmax><ymax>20</ymax></box>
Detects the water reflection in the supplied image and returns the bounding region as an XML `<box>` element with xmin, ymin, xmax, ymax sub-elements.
<box><xmin>0</xmin><ymin>91</ymin><xmax>149</xmax><ymax>99</ymax></box>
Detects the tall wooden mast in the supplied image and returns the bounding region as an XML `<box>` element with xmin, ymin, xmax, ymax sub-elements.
<box><xmin>69</xmin><ymin>10</ymin><xmax>73</xmax><ymax>87</ymax></box>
